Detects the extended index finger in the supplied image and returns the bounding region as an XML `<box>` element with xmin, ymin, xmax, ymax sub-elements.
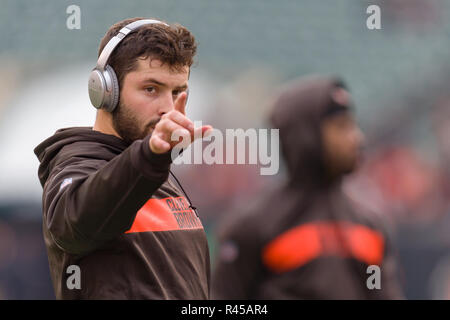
<box><xmin>174</xmin><ymin>91</ymin><xmax>187</xmax><ymax>115</ymax></box>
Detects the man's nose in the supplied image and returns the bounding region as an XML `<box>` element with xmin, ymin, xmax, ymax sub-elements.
<box><xmin>157</xmin><ymin>92</ymin><xmax>176</xmax><ymax>116</ymax></box>
<box><xmin>355</xmin><ymin>126</ymin><xmax>365</xmax><ymax>147</ymax></box>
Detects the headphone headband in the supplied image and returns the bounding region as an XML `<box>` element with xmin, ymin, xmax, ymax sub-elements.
<box><xmin>96</xmin><ymin>19</ymin><xmax>169</xmax><ymax>71</ymax></box>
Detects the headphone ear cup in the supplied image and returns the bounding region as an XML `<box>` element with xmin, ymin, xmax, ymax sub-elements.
<box><xmin>88</xmin><ymin>69</ymin><xmax>107</xmax><ymax>109</ymax></box>
<box><xmin>104</xmin><ymin>65</ymin><xmax>120</xmax><ymax>113</ymax></box>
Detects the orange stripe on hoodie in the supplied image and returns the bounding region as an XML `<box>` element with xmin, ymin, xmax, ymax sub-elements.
<box><xmin>262</xmin><ymin>221</ymin><xmax>384</xmax><ymax>273</ymax></box>
<box><xmin>125</xmin><ymin>197</ymin><xmax>202</xmax><ymax>233</ymax></box>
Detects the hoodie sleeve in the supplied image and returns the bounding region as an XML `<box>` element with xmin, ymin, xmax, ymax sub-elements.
<box><xmin>42</xmin><ymin>135</ymin><xmax>172</xmax><ymax>256</ymax></box>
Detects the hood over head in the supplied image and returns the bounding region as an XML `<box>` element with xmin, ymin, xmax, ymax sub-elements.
<box><xmin>269</xmin><ymin>75</ymin><xmax>352</xmax><ymax>187</ymax></box>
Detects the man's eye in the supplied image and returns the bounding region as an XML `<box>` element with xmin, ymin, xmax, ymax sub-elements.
<box><xmin>146</xmin><ymin>87</ymin><xmax>156</xmax><ymax>93</ymax></box>
<box><xmin>172</xmin><ymin>90</ymin><xmax>180</xmax><ymax>96</ymax></box>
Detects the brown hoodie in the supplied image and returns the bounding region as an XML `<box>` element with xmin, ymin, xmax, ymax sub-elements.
<box><xmin>34</xmin><ymin>127</ymin><xmax>210</xmax><ymax>299</ymax></box>
<box><xmin>212</xmin><ymin>75</ymin><xmax>403</xmax><ymax>299</ymax></box>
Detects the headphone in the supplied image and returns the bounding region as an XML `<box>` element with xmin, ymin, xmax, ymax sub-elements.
<box><xmin>88</xmin><ymin>19</ymin><xmax>169</xmax><ymax>112</ymax></box>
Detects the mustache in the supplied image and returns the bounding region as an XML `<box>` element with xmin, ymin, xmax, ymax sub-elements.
<box><xmin>145</xmin><ymin>117</ymin><xmax>161</xmax><ymax>131</ymax></box>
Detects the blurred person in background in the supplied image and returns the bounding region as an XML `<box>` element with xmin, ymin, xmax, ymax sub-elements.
<box><xmin>212</xmin><ymin>75</ymin><xmax>404</xmax><ymax>299</ymax></box>
<box><xmin>33</xmin><ymin>17</ymin><xmax>212</xmax><ymax>299</ymax></box>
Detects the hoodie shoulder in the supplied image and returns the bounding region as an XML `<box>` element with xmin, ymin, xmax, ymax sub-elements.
<box><xmin>34</xmin><ymin>127</ymin><xmax>129</xmax><ymax>187</ymax></box>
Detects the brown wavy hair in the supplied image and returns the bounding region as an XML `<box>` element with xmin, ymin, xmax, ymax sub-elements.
<box><xmin>98</xmin><ymin>17</ymin><xmax>197</xmax><ymax>88</ymax></box>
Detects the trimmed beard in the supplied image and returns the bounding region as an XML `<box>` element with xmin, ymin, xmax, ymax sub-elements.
<box><xmin>112</xmin><ymin>100</ymin><xmax>160</xmax><ymax>145</ymax></box>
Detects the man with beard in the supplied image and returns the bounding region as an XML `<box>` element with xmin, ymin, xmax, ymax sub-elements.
<box><xmin>34</xmin><ymin>17</ymin><xmax>212</xmax><ymax>299</ymax></box>
<box><xmin>212</xmin><ymin>75</ymin><xmax>404</xmax><ymax>299</ymax></box>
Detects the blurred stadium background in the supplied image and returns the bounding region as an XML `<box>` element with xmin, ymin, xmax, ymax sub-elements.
<box><xmin>1</xmin><ymin>0</ymin><xmax>450</xmax><ymax>299</ymax></box>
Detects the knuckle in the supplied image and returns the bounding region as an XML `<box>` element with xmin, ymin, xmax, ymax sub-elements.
<box><xmin>160</xmin><ymin>119</ymin><xmax>172</xmax><ymax>128</ymax></box>
<box><xmin>164</xmin><ymin>121</ymin><xmax>178</xmax><ymax>133</ymax></box>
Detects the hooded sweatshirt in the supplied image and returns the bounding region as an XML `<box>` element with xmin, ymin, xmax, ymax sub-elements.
<box><xmin>212</xmin><ymin>75</ymin><xmax>403</xmax><ymax>299</ymax></box>
<box><xmin>34</xmin><ymin>127</ymin><xmax>210</xmax><ymax>299</ymax></box>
